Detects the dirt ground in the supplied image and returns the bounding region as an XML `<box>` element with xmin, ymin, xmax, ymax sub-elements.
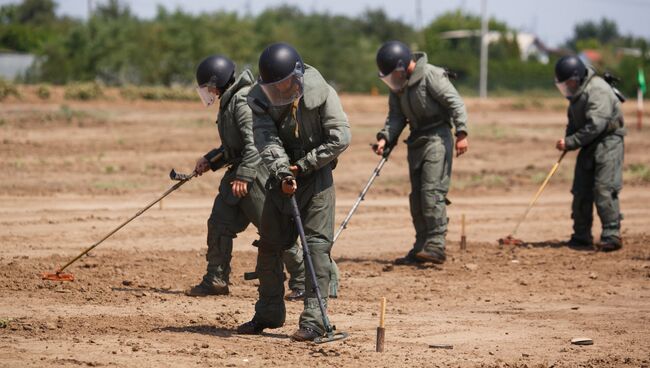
<box><xmin>1</xmin><ymin>91</ymin><xmax>650</xmax><ymax>367</ymax></box>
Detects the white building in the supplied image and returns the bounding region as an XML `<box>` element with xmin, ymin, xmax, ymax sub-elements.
<box><xmin>0</xmin><ymin>52</ymin><xmax>36</xmax><ymax>80</ymax></box>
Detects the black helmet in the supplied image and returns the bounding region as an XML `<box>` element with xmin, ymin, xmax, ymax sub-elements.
<box><xmin>258</xmin><ymin>42</ymin><xmax>304</xmax><ymax>83</ymax></box>
<box><xmin>196</xmin><ymin>55</ymin><xmax>235</xmax><ymax>91</ymax></box>
<box><xmin>258</xmin><ymin>43</ymin><xmax>305</xmax><ymax>106</ymax></box>
<box><xmin>195</xmin><ymin>55</ymin><xmax>235</xmax><ymax>106</ymax></box>
<box><xmin>554</xmin><ymin>55</ymin><xmax>586</xmax><ymax>83</ymax></box>
<box><xmin>376</xmin><ymin>41</ymin><xmax>412</xmax><ymax>76</ymax></box>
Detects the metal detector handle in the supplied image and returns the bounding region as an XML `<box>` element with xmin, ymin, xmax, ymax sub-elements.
<box><xmin>289</xmin><ymin>195</ymin><xmax>334</xmax><ymax>333</ymax></box>
<box><xmin>332</xmin><ymin>143</ymin><xmax>395</xmax><ymax>244</ymax></box>
<box><xmin>510</xmin><ymin>150</ymin><xmax>567</xmax><ymax>237</ymax></box>
<box><xmin>55</xmin><ymin>171</ymin><xmax>197</xmax><ymax>274</ymax></box>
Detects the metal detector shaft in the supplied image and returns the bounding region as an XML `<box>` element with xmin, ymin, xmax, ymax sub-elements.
<box><xmin>510</xmin><ymin>150</ymin><xmax>567</xmax><ymax>237</ymax></box>
<box><xmin>55</xmin><ymin>171</ymin><xmax>196</xmax><ymax>274</ymax></box>
<box><xmin>332</xmin><ymin>145</ymin><xmax>394</xmax><ymax>243</ymax></box>
<box><xmin>289</xmin><ymin>195</ymin><xmax>334</xmax><ymax>333</ymax></box>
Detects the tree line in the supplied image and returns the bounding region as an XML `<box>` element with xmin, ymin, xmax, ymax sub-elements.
<box><xmin>0</xmin><ymin>0</ymin><xmax>647</xmax><ymax>95</ymax></box>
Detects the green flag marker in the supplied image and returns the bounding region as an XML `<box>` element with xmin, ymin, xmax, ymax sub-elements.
<box><xmin>639</xmin><ymin>67</ymin><xmax>647</xmax><ymax>95</ymax></box>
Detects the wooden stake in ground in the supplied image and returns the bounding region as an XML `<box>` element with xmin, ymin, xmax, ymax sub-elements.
<box><xmin>460</xmin><ymin>214</ymin><xmax>467</xmax><ymax>251</ymax></box>
<box><xmin>376</xmin><ymin>297</ymin><xmax>386</xmax><ymax>352</ymax></box>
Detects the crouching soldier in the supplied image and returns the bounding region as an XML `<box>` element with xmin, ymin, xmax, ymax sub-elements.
<box><xmin>237</xmin><ymin>43</ymin><xmax>351</xmax><ymax>341</ymax></box>
<box><xmin>372</xmin><ymin>41</ymin><xmax>469</xmax><ymax>265</ymax></box>
<box><xmin>186</xmin><ymin>55</ymin><xmax>306</xmax><ymax>299</ymax></box>
<box><xmin>554</xmin><ymin>56</ymin><xmax>625</xmax><ymax>251</ymax></box>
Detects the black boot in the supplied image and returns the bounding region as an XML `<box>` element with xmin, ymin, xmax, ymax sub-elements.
<box><xmin>394</xmin><ymin>254</ymin><xmax>424</xmax><ymax>266</ymax></box>
<box><xmin>236</xmin><ymin>320</ymin><xmax>268</xmax><ymax>335</ymax></box>
<box><xmin>415</xmin><ymin>247</ymin><xmax>446</xmax><ymax>264</ymax></box>
<box><xmin>291</xmin><ymin>327</ymin><xmax>321</xmax><ymax>342</ymax></box>
<box><xmin>597</xmin><ymin>236</ymin><xmax>622</xmax><ymax>252</ymax></box>
<box><xmin>185</xmin><ymin>278</ymin><xmax>229</xmax><ymax>297</ymax></box>
<box><xmin>566</xmin><ymin>235</ymin><xmax>594</xmax><ymax>251</ymax></box>
<box><xmin>285</xmin><ymin>288</ymin><xmax>305</xmax><ymax>301</ymax></box>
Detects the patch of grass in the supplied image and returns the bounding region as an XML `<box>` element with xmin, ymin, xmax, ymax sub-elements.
<box><xmin>55</xmin><ymin>104</ymin><xmax>89</xmax><ymax>123</ymax></box>
<box><xmin>0</xmin><ymin>78</ymin><xmax>20</xmax><ymax>100</ymax></box>
<box><xmin>0</xmin><ymin>318</ymin><xmax>12</xmax><ymax>328</ymax></box>
<box><xmin>452</xmin><ymin>173</ymin><xmax>507</xmax><ymax>190</ymax></box>
<box><xmin>120</xmin><ymin>85</ymin><xmax>198</xmax><ymax>101</ymax></box>
<box><xmin>0</xmin><ymin>118</ymin><xmax>5</xmax><ymax>127</ymax></box>
<box><xmin>36</xmin><ymin>84</ymin><xmax>51</xmax><ymax>99</ymax></box>
<box><xmin>472</xmin><ymin>124</ymin><xmax>509</xmax><ymax>139</ymax></box>
<box><xmin>104</xmin><ymin>165</ymin><xmax>116</xmax><ymax>174</ymax></box>
<box><xmin>624</xmin><ymin>163</ymin><xmax>650</xmax><ymax>183</ymax></box>
<box><xmin>92</xmin><ymin>180</ymin><xmax>139</xmax><ymax>190</ymax></box>
<box><xmin>64</xmin><ymin>82</ymin><xmax>103</xmax><ymax>100</ymax></box>
<box><xmin>510</xmin><ymin>100</ymin><xmax>527</xmax><ymax>110</ymax></box>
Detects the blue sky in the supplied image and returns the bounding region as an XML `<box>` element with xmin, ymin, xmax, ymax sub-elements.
<box><xmin>2</xmin><ymin>0</ymin><xmax>649</xmax><ymax>47</ymax></box>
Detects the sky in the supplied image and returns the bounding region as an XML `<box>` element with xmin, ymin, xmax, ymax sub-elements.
<box><xmin>2</xmin><ymin>0</ymin><xmax>649</xmax><ymax>47</ymax></box>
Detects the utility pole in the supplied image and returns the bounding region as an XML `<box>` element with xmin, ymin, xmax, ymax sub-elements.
<box><xmin>87</xmin><ymin>0</ymin><xmax>93</xmax><ymax>20</ymax></box>
<box><xmin>415</xmin><ymin>0</ymin><xmax>423</xmax><ymax>30</ymax></box>
<box><xmin>479</xmin><ymin>0</ymin><xmax>488</xmax><ymax>99</ymax></box>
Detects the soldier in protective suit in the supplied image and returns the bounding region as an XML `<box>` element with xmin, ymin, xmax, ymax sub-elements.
<box><xmin>236</xmin><ymin>43</ymin><xmax>351</xmax><ymax>342</ymax></box>
<box><xmin>373</xmin><ymin>41</ymin><xmax>469</xmax><ymax>265</ymax></box>
<box><xmin>554</xmin><ymin>55</ymin><xmax>625</xmax><ymax>252</ymax></box>
<box><xmin>186</xmin><ymin>55</ymin><xmax>305</xmax><ymax>299</ymax></box>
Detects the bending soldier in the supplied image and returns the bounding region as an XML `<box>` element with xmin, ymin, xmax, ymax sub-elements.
<box><xmin>237</xmin><ymin>43</ymin><xmax>351</xmax><ymax>342</ymax></box>
<box><xmin>186</xmin><ymin>55</ymin><xmax>305</xmax><ymax>300</ymax></box>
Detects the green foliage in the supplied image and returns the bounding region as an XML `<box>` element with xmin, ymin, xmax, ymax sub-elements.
<box><xmin>0</xmin><ymin>1</ymin><xmax>647</xmax><ymax>96</ymax></box>
<box><xmin>64</xmin><ymin>82</ymin><xmax>103</xmax><ymax>100</ymax></box>
<box><xmin>624</xmin><ymin>163</ymin><xmax>650</xmax><ymax>183</ymax></box>
<box><xmin>0</xmin><ymin>78</ymin><xmax>20</xmax><ymax>100</ymax></box>
<box><xmin>120</xmin><ymin>85</ymin><xmax>198</xmax><ymax>101</ymax></box>
<box><xmin>36</xmin><ymin>84</ymin><xmax>50</xmax><ymax>99</ymax></box>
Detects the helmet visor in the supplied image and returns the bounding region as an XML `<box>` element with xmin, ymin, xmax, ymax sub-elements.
<box><xmin>196</xmin><ymin>85</ymin><xmax>217</xmax><ymax>107</ymax></box>
<box><xmin>259</xmin><ymin>63</ymin><xmax>304</xmax><ymax>106</ymax></box>
<box><xmin>554</xmin><ymin>77</ymin><xmax>580</xmax><ymax>99</ymax></box>
<box><xmin>379</xmin><ymin>65</ymin><xmax>408</xmax><ymax>92</ymax></box>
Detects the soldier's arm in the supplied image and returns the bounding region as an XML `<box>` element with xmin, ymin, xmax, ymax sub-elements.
<box><xmin>233</xmin><ymin>95</ymin><xmax>260</xmax><ymax>182</ymax></box>
<box><xmin>426</xmin><ymin>70</ymin><xmax>469</xmax><ymax>136</ymax></box>
<box><xmin>564</xmin><ymin>89</ymin><xmax>611</xmax><ymax>150</ymax></box>
<box><xmin>565</xmin><ymin>108</ymin><xmax>576</xmax><ymax>137</ymax></box>
<box><xmin>251</xmin><ymin>112</ymin><xmax>293</xmax><ymax>181</ymax></box>
<box><xmin>295</xmin><ymin>87</ymin><xmax>351</xmax><ymax>175</ymax></box>
<box><xmin>377</xmin><ymin>92</ymin><xmax>407</xmax><ymax>144</ymax></box>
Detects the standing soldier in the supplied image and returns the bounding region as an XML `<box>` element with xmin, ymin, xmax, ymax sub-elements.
<box><xmin>554</xmin><ymin>56</ymin><xmax>625</xmax><ymax>251</ymax></box>
<box><xmin>372</xmin><ymin>41</ymin><xmax>469</xmax><ymax>265</ymax></box>
<box><xmin>186</xmin><ymin>55</ymin><xmax>306</xmax><ymax>300</ymax></box>
<box><xmin>237</xmin><ymin>43</ymin><xmax>350</xmax><ymax>341</ymax></box>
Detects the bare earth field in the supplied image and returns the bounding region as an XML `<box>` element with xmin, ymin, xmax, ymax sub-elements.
<box><xmin>1</xmin><ymin>91</ymin><xmax>650</xmax><ymax>367</ymax></box>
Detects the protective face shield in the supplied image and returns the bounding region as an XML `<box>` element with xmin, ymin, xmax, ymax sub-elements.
<box><xmin>196</xmin><ymin>76</ymin><xmax>220</xmax><ymax>107</ymax></box>
<box><xmin>554</xmin><ymin>77</ymin><xmax>580</xmax><ymax>99</ymax></box>
<box><xmin>379</xmin><ymin>60</ymin><xmax>408</xmax><ymax>92</ymax></box>
<box><xmin>259</xmin><ymin>62</ymin><xmax>304</xmax><ymax>106</ymax></box>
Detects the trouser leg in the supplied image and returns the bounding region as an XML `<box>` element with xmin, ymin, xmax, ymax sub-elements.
<box><xmin>283</xmin><ymin>242</ymin><xmax>305</xmax><ymax>292</ymax></box>
<box><xmin>421</xmin><ymin>136</ymin><xmax>453</xmax><ymax>251</ymax></box>
<box><xmin>594</xmin><ymin>139</ymin><xmax>624</xmax><ymax>241</ymax></box>
<box><xmin>205</xmin><ymin>194</ymin><xmax>249</xmax><ymax>285</ymax></box>
<box><xmin>298</xmin><ymin>186</ymin><xmax>335</xmax><ymax>334</ymax></box>
<box><xmin>571</xmin><ymin>155</ymin><xmax>595</xmax><ymax>242</ymax></box>
<box><xmin>252</xmin><ymin>194</ymin><xmax>290</xmax><ymax>328</ymax></box>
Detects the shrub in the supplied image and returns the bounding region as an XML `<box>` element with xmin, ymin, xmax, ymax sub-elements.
<box><xmin>0</xmin><ymin>78</ymin><xmax>20</xmax><ymax>100</ymax></box>
<box><xmin>64</xmin><ymin>82</ymin><xmax>103</xmax><ymax>100</ymax></box>
<box><xmin>36</xmin><ymin>84</ymin><xmax>51</xmax><ymax>99</ymax></box>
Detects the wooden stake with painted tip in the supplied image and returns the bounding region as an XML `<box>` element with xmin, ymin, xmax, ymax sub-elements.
<box><xmin>376</xmin><ymin>297</ymin><xmax>386</xmax><ymax>352</ymax></box>
<box><xmin>460</xmin><ymin>214</ymin><xmax>467</xmax><ymax>251</ymax></box>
